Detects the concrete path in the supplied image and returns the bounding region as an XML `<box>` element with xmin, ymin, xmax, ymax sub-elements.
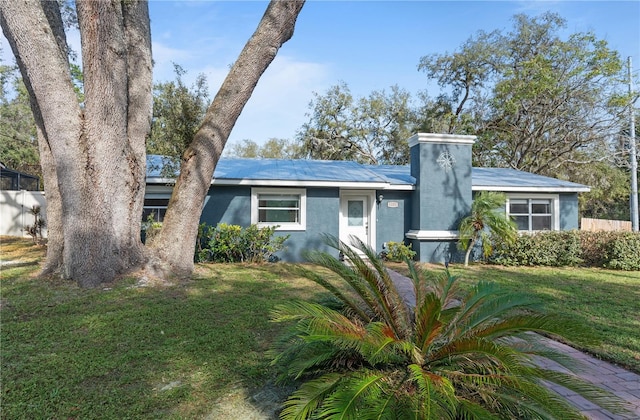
<box><xmin>386</xmin><ymin>269</ymin><xmax>640</xmax><ymax>420</ymax></box>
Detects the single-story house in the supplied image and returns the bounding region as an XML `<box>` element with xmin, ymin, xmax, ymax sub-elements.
<box><xmin>145</xmin><ymin>133</ymin><xmax>590</xmax><ymax>263</ymax></box>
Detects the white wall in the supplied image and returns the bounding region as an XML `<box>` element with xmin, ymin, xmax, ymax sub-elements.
<box><xmin>0</xmin><ymin>190</ymin><xmax>47</xmax><ymax>237</ymax></box>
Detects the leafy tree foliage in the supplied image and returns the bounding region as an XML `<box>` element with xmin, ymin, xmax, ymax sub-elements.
<box><xmin>0</xmin><ymin>62</ymin><xmax>39</xmax><ymax>177</ymax></box>
<box><xmin>226</xmin><ymin>137</ymin><xmax>302</xmax><ymax>159</ymax></box>
<box><xmin>418</xmin><ymin>30</ymin><xmax>498</xmax><ymax>135</ymax></box>
<box><xmin>148</xmin><ymin>64</ymin><xmax>209</xmax><ymax>162</ymax></box>
<box><xmin>566</xmin><ymin>160</ymin><xmax>631</xmax><ymax>220</ymax></box>
<box><xmin>271</xmin><ymin>237</ymin><xmax>625</xmax><ymax>419</ymax></box>
<box><xmin>297</xmin><ymin>82</ymin><xmax>419</xmax><ymax>164</ymax></box>
<box><xmin>421</xmin><ymin>13</ymin><xmax>629</xmax><ymax>176</ymax></box>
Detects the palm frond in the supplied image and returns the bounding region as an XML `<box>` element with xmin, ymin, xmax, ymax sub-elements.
<box><xmin>407</xmin><ymin>363</ymin><xmax>457</xmax><ymax>419</ymax></box>
<box><xmin>361</xmin><ymin>322</ymin><xmax>408</xmax><ymax>365</ymax></box>
<box><xmin>489</xmin><ymin>385</ymin><xmax>586</xmax><ymax>420</ymax></box>
<box><xmin>429</xmin><ymin>337</ymin><xmax>527</xmax><ymax>376</ymax></box>
<box><xmin>345</xmin><ymin>236</ymin><xmax>413</xmax><ymax>339</ymax></box>
<box><xmin>500</xmin><ymin>334</ymin><xmax>589</xmax><ymax>374</ymax></box>
<box><xmin>456</xmin><ymin>399</ymin><xmax>501</xmax><ymax>420</ymax></box>
<box><xmin>301</xmin><ymin>252</ymin><xmax>379</xmax><ymax>321</ymax></box>
<box><xmin>535</xmin><ymin>368</ymin><xmax>627</xmax><ymax>415</ymax></box>
<box><xmin>307</xmin><ymin>235</ymin><xmax>413</xmax><ymax>341</ymax></box>
<box><xmin>280</xmin><ymin>373</ymin><xmax>343</xmax><ymax>420</ymax></box>
<box><xmin>318</xmin><ymin>372</ymin><xmax>385</xmax><ymax>419</ymax></box>
<box><xmin>443</xmin><ymin>282</ymin><xmax>542</xmax><ymax>340</ymax></box>
<box><xmin>289</xmin><ymin>263</ymin><xmax>373</xmax><ymax>323</ymax></box>
<box><xmin>472</xmin><ymin>315</ymin><xmax>564</xmax><ymax>341</ymax></box>
<box><xmin>414</xmin><ymin>292</ymin><xmax>443</xmax><ymax>356</ymax></box>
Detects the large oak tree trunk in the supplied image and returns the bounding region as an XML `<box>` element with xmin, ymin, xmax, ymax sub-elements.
<box><xmin>0</xmin><ymin>0</ymin><xmax>152</xmax><ymax>287</ymax></box>
<box><xmin>148</xmin><ymin>0</ymin><xmax>305</xmax><ymax>277</ymax></box>
<box><xmin>2</xmin><ymin>0</ymin><xmax>303</xmax><ymax>285</ymax></box>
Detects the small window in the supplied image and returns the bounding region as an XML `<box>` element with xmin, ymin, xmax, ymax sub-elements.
<box><xmin>508</xmin><ymin>198</ymin><xmax>554</xmax><ymax>231</ymax></box>
<box><xmin>252</xmin><ymin>188</ymin><xmax>306</xmax><ymax>230</ymax></box>
<box><xmin>143</xmin><ymin>198</ymin><xmax>169</xmax><ymax>222</ymax></box>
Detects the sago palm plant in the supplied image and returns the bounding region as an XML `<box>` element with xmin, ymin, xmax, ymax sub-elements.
<box><xmin>270</xmin><ymin>235</ymin><xmax>625</xmax><ymax>419</ymax></box>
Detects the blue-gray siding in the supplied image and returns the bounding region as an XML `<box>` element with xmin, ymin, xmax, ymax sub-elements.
<box><xmin>197</xmin><ymin>187</ymin><xmax>582</xmax><ymax>264</ymax></box>
<box><xmin>200</xmin><ymin>186</ymin><xmax>339</xmax><ymax>262</ymax></box>
<box><xmin>559</xmin><ymin>193</ymin><xmax>579</xmax><ymax>230</ymax></box>
<box><xmin>375</xmin><ymin>190</ymin><xmax>412</xmax><ymax>253</ymax></box>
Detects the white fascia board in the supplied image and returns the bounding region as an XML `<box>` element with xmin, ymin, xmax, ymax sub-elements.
<box><xmin>408</xmin><ymin>133</ymin><xmax>476</xmax><ymax>148</ymax></box>
<box><xmin>406</xmin><ymin>230</ymin><xmax>460</xmax><ymax>240</ymax></box>
<box><xmin>473</xmin><ymin>185</ymin><xmax>591</xmax><ymax>193</ymax></box>
<box><xmin>146</xmin><ymin>177</ymin><xmax>176</xmax><ymax>185</ymax></box>
<box><xmin>147</xmin><ymin>177</ymin><xmax>415</xmax><ymax>190</ymax></box>
<box><xmin>212</xmin><ymin>178</ymin><xmax>390</xmax><ymax>189</ymax></box>
<box><xmin>381</xmin><ymin>184</ymin><xmax>415</xmax><ymax>191</ymax></box>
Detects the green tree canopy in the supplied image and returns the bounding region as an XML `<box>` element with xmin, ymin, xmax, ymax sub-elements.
<box><xmin>0</xmin><ymin>61</ymin><xmax>39</xmax><ymax>177</ymax></box>
<box><xmin>226</xmin><ymin>137</ymin><xmax>302</xmax><ymax>159</ymax></box>
<box><xmin>296</xmin><ymin>82</ymin><xmax>419</xmax><ymax>164</ymax></box>
<box><xmin>419</xmin><ymin>12</ymin><xmax>630</xmax><ymax>177</ymax></box>
<box><xmin>148</xmin><ymin>63</ymin><xmax>209</xmax><ymax>163</ymax></box>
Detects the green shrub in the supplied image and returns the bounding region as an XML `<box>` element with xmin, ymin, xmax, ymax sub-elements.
<box><xmin>141</xmin><ymin>213</ymin><xmax>162</xmax><ymax>244</ymax></box>
<box><xmin>490</xmin><ymin>230</ymin><xmax>640</xmax><ymax>270</ymax></box>
<box><xmin>381</xmin><ymin>241</ymin><xmax>416</xmax><ymax>262</ymax></box>
<box><xmin>490</xmin><ymin>231</ymin><xmax>582</xmax><ymax>267</ymax></box>
<box><xmin>604</xmin><ymin>232</ymin><xmax>640</xmax><ymax>271</ymax></box>
<box><xmin>195</xmin><ymin>222</ymin><xmax>289</xmax><ymax>263</ymax></box>
<box><xmin>580</xmin><ymin>231</ymin><xmax>614</xmax><ymax>267</ymax></box>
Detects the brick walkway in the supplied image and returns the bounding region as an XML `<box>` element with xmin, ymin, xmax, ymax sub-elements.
<box><xmin>387</xmin><ymin>269</ymin><xmax>640</xmax><ymax>420</ymax></box>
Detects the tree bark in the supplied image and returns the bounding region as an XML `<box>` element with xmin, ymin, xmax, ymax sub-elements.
<box><xmin>148</xmin><ymin>0</ymin><xmax>305</xmax><ymax>277</ymax></box>
<box><xmin>1</xmin><ymin>0</ymin><xmax>152</xmax><ymax>287</ymax></box>
<box><xmin>37</xmin><ymin>127</ymin><xmax>64</xmax><ymax>276</ymax></box>
<box><xmin>2</xmin><ymin>0</ymin><xmax>301</xmax><ymax>285</ymax></box>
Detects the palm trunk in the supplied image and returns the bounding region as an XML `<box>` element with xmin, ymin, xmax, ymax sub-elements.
<box><xmin>464</xmin><ymin>238</ymin><xmax>476</xmax><ymax>267</ymax></box>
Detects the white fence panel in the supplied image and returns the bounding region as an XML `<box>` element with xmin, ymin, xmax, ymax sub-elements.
<box><xmin>0</xmin><ymin>190</ymin><xmax>47</xmax><ymax>238</ymax></box>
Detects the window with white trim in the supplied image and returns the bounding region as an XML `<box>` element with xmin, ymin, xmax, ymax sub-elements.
<box><xmin>507</xmin><ymin>196</ymin><xmax>558</xmax><ymax>231</ymax></box>
<box><xmin>142</xmin><ymin>198</ymin><xmax>169</xmax><ymax>222</ymax></box>
<box><xmin>251</xmin><ymin>188</ymin><xmax>306</xmax><ymax>230</ymax></box>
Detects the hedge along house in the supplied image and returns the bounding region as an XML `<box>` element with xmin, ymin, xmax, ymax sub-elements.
<box><xmin>145</xmin><ymin>133</ymin><xmax>590</xmax><ymax>263</ymax></box>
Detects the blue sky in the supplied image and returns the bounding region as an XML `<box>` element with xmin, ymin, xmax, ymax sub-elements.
<box><xmin>2</xmin><ymin>1</ymin><xmax>639</xmax><ymax>147</ymax></box>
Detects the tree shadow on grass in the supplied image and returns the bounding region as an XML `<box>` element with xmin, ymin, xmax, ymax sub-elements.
<box><xmin>1</xmin><ymin>262</ymin><xmax>326</xmax><ymax>419</ymax></box>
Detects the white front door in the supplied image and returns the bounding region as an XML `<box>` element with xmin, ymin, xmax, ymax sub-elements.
<box><xmin>339</xmin><ymin>191</ymin><xmax>375</xmax><ymax>254</ymax></box>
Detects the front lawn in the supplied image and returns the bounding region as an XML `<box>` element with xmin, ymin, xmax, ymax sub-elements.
<box><xmin>2</xmin><ymin>237</ymin><xmax>639</xmax><ymax>418</ymax></box>
<box><xmin>1</xmin><ymin>237</ymin><xmax>327</xmax><ymax>419</ymax></box>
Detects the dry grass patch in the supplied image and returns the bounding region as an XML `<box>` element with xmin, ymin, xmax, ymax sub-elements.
<box><xmin>0</xmin><ymin>235</ymin><xmax>46</xmax><ymax>265</ymax></box>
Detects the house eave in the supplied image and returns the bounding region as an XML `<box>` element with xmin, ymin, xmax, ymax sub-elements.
<box><xmin>146</xmin><ymin>177</ymin><xmax>415</xmax><ymax>190</ymax></box>
<box><xmin>214</xmin><ymin>179</ymin><xmax>389</xmax><ymax>189</ymax></box>
<box><xmin>406</xmin><ymin>230</ymin><xmax>460</xmax><ymax>240</ymax></box>
<box><xmin>473</xmin><ymin>185</ymin><xmax>591</xmax><ymax>193</ymax></box>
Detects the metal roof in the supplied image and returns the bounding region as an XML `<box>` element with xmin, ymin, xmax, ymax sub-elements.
<box><xmin>216</xmin><ymin>158</ymin><xmax>388</xmax><ymax>183</ymax></box>
<box><xmin>472</xmin><ymin>167</ymin><xmax>590</xmax><ymax>192</ymax></box>
<box><xmin>146</xmin><ymin>155</ymin><xmax>589</xmax><ymax>192</ymax></box>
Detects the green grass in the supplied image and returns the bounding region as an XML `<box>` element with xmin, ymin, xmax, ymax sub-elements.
<box><xmin>0</xmin><ymin>237</ymin><xmax>326</xmax><ymax>419</ymax></box>
<box><xmin>389</xmin><ymin>262</ymin><xmax>640</xmax><ymax>373</ymax></box>
<box><xmin>2</xmin><ymin>237</ymin><xmax>639</xmax><ymax>418</ymax></box>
